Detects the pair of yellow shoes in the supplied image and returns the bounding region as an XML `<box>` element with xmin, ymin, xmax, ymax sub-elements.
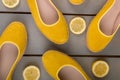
<box><xmin>1</xmin><ymin>23</ymin><xmax>89</xmax><ymax>80</ymax></box>
<box><xmin>2</xmin><ymin>22</ymin><xmax>89</xmax><ymax>80</ymax></box>
<box><xmin>28</xmin><ymin>0</ymin><xmax>118</xmax><ymax>52</ymax></box>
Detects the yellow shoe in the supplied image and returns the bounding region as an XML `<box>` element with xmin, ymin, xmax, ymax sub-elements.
<box><xmin>42</xmin><ymin>50</ymin><xmax>90</xmax><ymax>80</ymax></box>
<box><xmin>69</xmin><ymin>0</ymin><xmax>84</xmax><ymax>5</ymax></box>
<box><xmin>86</xmin><ymin>0</ymin><xmax>118</xmax><ymax>52</ymax></box>
<box><xmin>27</xmin><ymin>0</ymin><xmax>69</xmax><ymax>44</ymax></box>
<box><xmin>0</xmin><ymin>22</ymin><xmax>27</xmax><ymax>80</ymax></box>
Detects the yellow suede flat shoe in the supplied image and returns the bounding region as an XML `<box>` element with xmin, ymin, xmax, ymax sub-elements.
<box><xmin>86</xmin><ymin>0</ymin><xmax>118</xmax><ymax>52</ymax></box>
<box><xmin>69</xmin><ymin>0</ymin><xmax>84</xmax><ymax>5</ymax></box>
<box><xmin>42</xmin><ymin>50</ymin><xmax>90</xmax><ymax>80</ymax></box>
<box><xmin>27</xmin><ymin>0</ymin><xmax>69</xmax><ymax>44</ymax></box>
<box><xmin>0</xmin><ymin>22</ymin><xmax>27</xmax><ymax>80</ymax></box>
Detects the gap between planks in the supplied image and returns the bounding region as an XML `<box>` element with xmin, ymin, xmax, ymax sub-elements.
<box><xmin>0</xmin><ymin>11</ymin><xmax>96</xmax><ymax>16</ymax></box>
<box><xmin>23</xmin><ymin>54</ymin><xmax>120</xmax><ymax>58</ymax></box>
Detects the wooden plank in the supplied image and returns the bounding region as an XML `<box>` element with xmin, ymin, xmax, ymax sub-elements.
<box><xmin>0</xmin><ymin>13</ymin><xmax>120</xmax><ymax>55</ymax></box>
<box><xmin>13</xmin><ymin>56</ymin><xmax>120</xmax><ymax>80</ymax></box>
<box><xmin>0</xmin><ymin>0</ymin><xmax>29</xmax><ymax>12</ymax></box>
<box><xmin>13</xmin><ymin>56</ymin><xmax>53</xmax><ymax>80</ymax></box>
<box><xmin>0</xmin><ymin>13</ymin><xmax>54</xmax><ymax>55</ymax></box>
<box><xmin>53</xmin><ymin>0</ymin><xmax>106</xmax><ymax>14</ymax></box>
<box><xmin>64</xmin><ymin>16</ymin><xmax>120</xmax><ymax>55</ymax></box>
<box><xmin>0</xmin><ymin>0</ymin><xmax>106</xmax><ymax>14</ymax></box>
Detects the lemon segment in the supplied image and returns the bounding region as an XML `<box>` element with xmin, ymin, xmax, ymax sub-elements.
<box><xmin>2</xmin><ymin>0</ymin><xmax>20</xmax><ymax>8</ymax></box>
<box><xmin>23</xmin><ymin>65</ymin><xmax>40</xmax><ymax>80</ymax></box>
<box><xmin>92</xmin><ymin>60</ymin><xmax>109</xmax><ymax>78</ymax></box>
<box><xmin>70</xmin><ymin>17</ymin><xmax>86</xmax><ymax>34</ymax></box>
<box><xmin>69</xmin><ymin>0</ymin><xmax>84</xmax><ymax>5</ymax></box>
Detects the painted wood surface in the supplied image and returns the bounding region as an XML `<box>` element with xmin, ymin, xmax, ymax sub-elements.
<box><xmin>0</xmin><ymin>0</ymin><xmax>119</xmax><ymax>80</ymax></box>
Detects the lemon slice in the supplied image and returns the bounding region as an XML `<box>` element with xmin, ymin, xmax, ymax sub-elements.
<box><xmin>92</xmin><ymin>60</ymin><xmax>109</xmax><ymax>78</ymax></box>
<box><xmin>23</xmin><ymin>65</ymin><xmax>40</xmax><ymax>80</ymax></box>
<box><xmin>2</xmin><ymin>0</ymin><xmax>20</xmax><ymax>8</ymax></box>
<box><xmin>69</xmin><ymin>0</ymin><xmax>84</xmax><ymax>5</ymax></box>
<box><xmin>70</xmin><ymin>17</ymin><xmax>86</xmax><ymax>34</ymax></box>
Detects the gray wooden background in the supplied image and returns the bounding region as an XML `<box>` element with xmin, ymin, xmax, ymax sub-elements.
<box><xmin>0</xmin><ymin>0</ymin><xmax>120</xmax><ymax>80</ymax></box>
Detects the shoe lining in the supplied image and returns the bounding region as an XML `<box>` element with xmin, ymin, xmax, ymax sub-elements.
<box><xmin>58</xmin><ymin>66</ymin><xmax>86</xmax><ymax>80</ymax></box>
<box><xmin>36</xmin><ymin>0</ymin><xmax>59</xmax><ymax>25</ymax></box>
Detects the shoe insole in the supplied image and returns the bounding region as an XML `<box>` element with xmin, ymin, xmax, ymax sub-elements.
<box><xmin>58</xmin><ymin>66</ymin><xmax>86</xmax><ymax>80</ymax></box>
<box><xmin>0</xmin><ymin>43</ymin><xmax>18</xmax><ymax>80</ymax></box>
<box><xmin>100</xmin><ymin>0</ymin><xmax>120</xmax><ymax>35</ymax></box>
<box><xmin>37</xmin><ymin>0</ymin><xmax>59</xmax><ymax>25</ymax></box>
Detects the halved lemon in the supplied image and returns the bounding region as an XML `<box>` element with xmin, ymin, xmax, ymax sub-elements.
<box><xmin>2</xmin><ymin>0</ymin><xmax>20</xmax><ymax>8</ymax></box>
<box><xmin>92</xmin><ymin>60</ymin><xmax>109</xmax><ymax>78</ymax></box>
<box><xmin>69</xmin><ymin>0</ymin><xmax>84</xmax><ymax>5</ymax></box>
<box><xmin>23</xmin><ymin>65</ymin><xmax>40</xmax><ymax>80</ymax></box>
<box><xmin>69</xmin><ymin>17</ymin><xmax>86</xmax><ymax>34</ymax></box>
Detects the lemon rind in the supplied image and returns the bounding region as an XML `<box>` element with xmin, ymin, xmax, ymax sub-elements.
<box><xmin>92</xmin><ymin>60</ymin><xmax>109</xmax><ymax>78</ymax></box>
<box><xmin>23</xmin><ymin>65</ymin><xmax>40</xmax><ymax>80</ymax></box>
<box><xmin>2</xmin><ymin>0</ymin><xmax>20</xmax><ymax>8</ymax></box>
<box><xmin>70</xmin><ymin>17</ymin><xmax>86</xmax><ymax>34</ymax></box>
